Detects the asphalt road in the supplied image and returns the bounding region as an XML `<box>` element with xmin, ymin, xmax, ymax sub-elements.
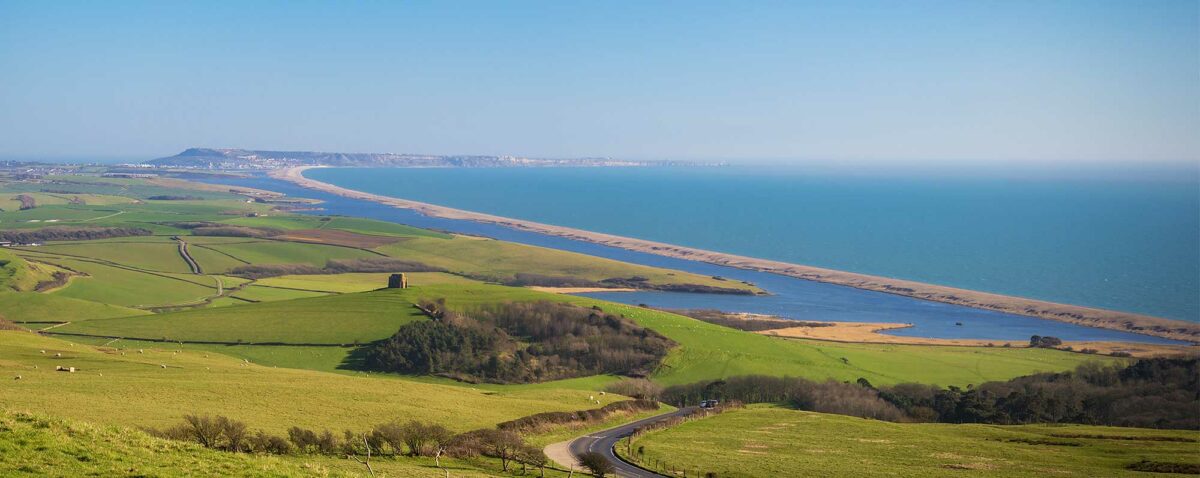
<box><xmin>567</xmin><ymin>407</ymin><xmax>696</xmax><ymax>478</ymax></box>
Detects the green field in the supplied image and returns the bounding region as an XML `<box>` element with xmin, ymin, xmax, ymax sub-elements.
<box><xmin>255</xmin><ymin>271</ymin><xmax>476</xmax><ymax>293</ymax></box>
<box><xmin>620</xmin><ymin>405</ymin><xmax>1200</xmax><ymax>478</ymax></box>
<box><xmin>0</xmin><ymin>331</ymin><xmax>629</xmax><ymax>434</ymax></box>
<box><xmin>30</xmin><ymin>241</ymin><xmax>193</xmax><ymax>273</ymax></box>
<box><xmin>56</xmin><ymin>291</ymin><xmax>428</xmax><ymax>344</ymax></box>
<box><xmin>377</xmin><ymin>235</ymin><xmax>759</xmax><ymax>292</ymax></box>
<box><xmin>23</xmin><ymin>255</ymin><xmax>217</xmax><ymax>308</ymax></box>
<box><xmin>54</xmin><ymin>282</ymin><xmax>1118</xmax><ymax>386</ymax></box>
<box><xmin>0</xmin><ymin>292</ymin><xmax>148</xmax><ymax>323</ymax></box>
<box><xmin>190</xmin><ymin>240</ymin><xmax>379</xmax><ymax>269</ymax></box>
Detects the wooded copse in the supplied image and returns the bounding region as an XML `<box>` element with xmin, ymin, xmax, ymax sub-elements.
<box><xmin>661</xmin><ymin>358</ymin><xmax>1200</xmax><ymax>429</ymax></box>
<box><xmin>0</xmin><ymin>226</ymin><xmax>151</xmax><ymax>243</ymax></box>
<box><xmin>364</xmin><ymin>300</ymin><xmax>675</xmax><ymax>383</ymax></box>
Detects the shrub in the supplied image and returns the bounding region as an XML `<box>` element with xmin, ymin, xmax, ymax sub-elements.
<box><xmin>247</xmin><ymin>430</ymin><xmax>291</xmax><ymax>454</ymax></box>
<box><xmin>287</xmin><ymin>427</ymin><xmax>339</xmax><ymax>454</ymax></box>
<box><xmin>579</xmin><ymin>451</ymin><xmax>615</xmax><ymax>477</ymax></box>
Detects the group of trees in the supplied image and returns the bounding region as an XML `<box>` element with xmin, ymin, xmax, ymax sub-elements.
<box><xmin>364</xmin><ymin>301</ymin><xmax>675</xmax><ymax>383</ymax></box>
<box><xmin>662</xmin><ymin>375</ymin><xmax>906</xmax><ymax>421</ymax></box>
<box><xmin>874</xmin><ymin>358</ymin><xmax>1198</xmax><ymax>429</ymax></box>
<box><xmin>0</xmin><ymin>226</ymin><xmax>151</xmax><ymax>243</ymax></box>
<box><xmin>148</xmin><ymin>414</ymin><xmax>553</xmax><ymax>476</ymax></box>
<box><xmin>660</xmin><ymin>358</ymin><xmax>1199</xmax><ymax>429</ymax></box>
<box><xmin>496</xmin><ymin>399</ymin><xmax>659</xmax><ymax>432</ymax></box>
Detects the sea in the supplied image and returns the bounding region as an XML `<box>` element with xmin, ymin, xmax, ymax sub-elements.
<box><xmin>200</xmin><ymin>164</ymin><xmax>1199</xmax><ymax>344</ymax></box>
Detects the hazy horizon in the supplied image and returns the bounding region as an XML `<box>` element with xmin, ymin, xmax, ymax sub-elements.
<box><xmin>2</xmin><ymin>1</ymin><xmax>1197</xmax><ymax>164</ymax></box>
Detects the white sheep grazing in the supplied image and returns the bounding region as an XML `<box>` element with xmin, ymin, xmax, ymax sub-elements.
<box><xmin>13</xmin><ymin>375</ymin><xmax>20</xmax><ymax>380</ymax></box>
<box><xmin>138</xmin><ymin>349</ymin><xmax>144</xmax><ymax>354</ymax></box>
<box><xmin>54</xmin><ymin>352</ymin><xmax>62</xmax><ymax>357</ymax></box>
<box><xmin>589</xmin><ymin>395</ymin><xmax>595</xmax><ymax>401</ymax></box>
<box><xmin>160</xmin><ymin>364</ymin><xmax>167</xmax><ymax>369</ymax></box>
<box><xmin>600</xmin><ymin>391</ymin><xmax>606</xmax><ymax>396</ymax></box>
<box><xmin>39</xmin><ymin>350</ymin><xmax>45</xmax><ymax>354</ymax></box>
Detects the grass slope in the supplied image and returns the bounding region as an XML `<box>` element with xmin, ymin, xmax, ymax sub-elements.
<box><xmin>54</xmin><ymin>284</ymin><xmax>1117</xmax><ymax>386</ymax></box>
<box><xmin>0</xmin><ymin>292</ymin><xmax>148</xmax><ymax>323</ymax></box>
<box><xmin>378</xmin><ymin>235</ymin><xmax>760</xmax><ymax>292</ymax></box>
<box><xmin>621</xmin><ymin>405</ymin><xmax>1200</xmax><ymax>478</ymax></box>
<box><xmin>56</xmin><ymin>291</ymin><xmax>426</xmax><ymax>344</ymax></box>
<box><xmin>0</xmin><ymin>330</ymin><xmax>630</xmax><ymax>434</ymax></box>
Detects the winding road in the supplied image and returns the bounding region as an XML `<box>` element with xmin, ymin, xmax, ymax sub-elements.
<box><xmin>563</xmin><ymin>407</ymin><xmax>695</xmax><ymax>478</ymax></box>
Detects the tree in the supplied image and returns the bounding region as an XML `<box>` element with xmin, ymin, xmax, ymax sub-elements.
<box><xmin>183</xmin><ymin>414</ymin><xmax>224</xmax><ymax>449</ymax></box>
<box><xmin>517</xmin><ymin>445</ymin><xmax>549</xmax><ymax>477</ymax></box>
<box><xmin>579</xmin><ymin>451</ymin><xmax>615</xmax><ymax>477</ymax></box>
<box><xmin>477</xmin><ymin>429</ymin><xmax>525</xmax><ymax>471</ymax></box>
<box><xmin>216</xmin><ymin>416</ymin><xmax>249</xmax><ymax>452</ymax></box>
<box><xmin>401</xmin><ymin>420</ymin><xmax>453</xmax><ymax>457</ymax></box>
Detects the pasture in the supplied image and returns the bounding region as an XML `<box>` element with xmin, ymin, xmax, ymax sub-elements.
<box><xmin>55</xmin><ymin>290</ymin><xmax>429</xmax><ymax>344</ymax></box>
<box><xmin>621</xmin><ymin>405</ymin><xmax>1200</xmax><ymax>478</ymax></box>
<box><xmin>0</xmin><ymin>330</ymin><xmax>629</xmax><ymax>434</ymax></box>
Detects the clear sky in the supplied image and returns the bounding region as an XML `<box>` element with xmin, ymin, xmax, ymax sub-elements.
<box><xmin>1</xmin><ymin>1</ymin><xmax>1197</xmax><ymax>164</ymax></box>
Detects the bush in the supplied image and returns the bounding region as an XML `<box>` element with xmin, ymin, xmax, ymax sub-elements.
<box><xmin>579</xmin><ymin>451</ymin><xmax>615</xmax><ymax>477</ymax></box>
<box><xmin>287</xmin><ymin>427</ymin><xmax>339</xmax><ymax>454</ymax></box>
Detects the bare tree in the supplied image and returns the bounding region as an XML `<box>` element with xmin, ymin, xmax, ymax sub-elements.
<box><xmin>183</xmin><ymin>414</ymin><xmax>223</xmax><ymax>449</ymax></box>
<box><xmin>348</xmin><ymin>435</ymin><xmax>375</xmax><ymax>477</ymax></box>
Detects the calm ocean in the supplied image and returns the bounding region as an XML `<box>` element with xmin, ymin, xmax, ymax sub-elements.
<box><xmin>308</xmin><ymin>166</ymin><xmax>1200</xmax><ymax>323</ymax></box>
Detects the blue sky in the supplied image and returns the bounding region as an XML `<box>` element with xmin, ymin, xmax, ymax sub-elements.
<box><xmin>0</xmin><ymin>1</ymin><xmax>1197</xmax><ymax>163</ymax></box>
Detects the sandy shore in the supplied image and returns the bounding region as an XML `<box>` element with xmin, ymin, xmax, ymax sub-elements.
<box><xmin>271</xmin><ymin>166</ymin><xmax>1200</xmax><ymax>343</ymax></box>
<box><xmin>527</xmin><ymin>286</ymin><xmax>639</xmax><ymax>294</ymax></box>
<box><xmin>759</xmin><ymin>321</ymin><xmax>1195</xmax><ymax>358</ymax></box>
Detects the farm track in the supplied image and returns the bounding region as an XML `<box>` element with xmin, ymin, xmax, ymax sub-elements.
<box><xmin>174</xmin><ymin>237</ymin><xmax>202</xmax><ymax>274</ymax></box>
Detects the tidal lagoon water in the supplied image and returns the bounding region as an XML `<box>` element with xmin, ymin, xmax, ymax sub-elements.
<box><xmin>198</xmin><ymin>172</ymin><xmax>1189</xmax><ymax>344</ymax></box>
<box><xmin>309</xmin><ymin>166</ymin><xmax>1200</xmax><ymax>323</ymax></box>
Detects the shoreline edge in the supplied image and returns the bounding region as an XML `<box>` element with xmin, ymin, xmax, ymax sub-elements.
<box><xmin>270</xmin><ymin>166</ymin><xmax>1199</xmax><ymax>344</ymax></box>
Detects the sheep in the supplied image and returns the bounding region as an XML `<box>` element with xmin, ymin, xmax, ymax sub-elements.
<box><xmin>39</xmin><ymin>350</ymin><xmax>45</xmax><ymax>354</ymax></box>
<box><xmin>13</xmin><ymin>375</ymin><xmax>21</xmax><ymax>380</ymax></box>
<box><xmin>54</xmin><ymin>352</ymin><xmax>62</xmax><ymax>357</ymax></box>
<box><xmin>160</xmin><ymin>364</ymin><xmax>167</xmax><ymax>369</ymax></box>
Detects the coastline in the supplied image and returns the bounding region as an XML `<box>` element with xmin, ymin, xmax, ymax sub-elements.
<box><xmin>271</xmin><ymin>166</ymin><xmax>1200</xmax><ymax>343</ymax></box>
<box><xmin>757</xmin><ymin>321</ymin><xmax>1194</xmax><ymax>358</ymax></box>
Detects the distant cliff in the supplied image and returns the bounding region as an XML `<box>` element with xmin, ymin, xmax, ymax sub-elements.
<box><xmin>146</xmin><ymin>148</ymin><xmax>665</xmax><ymax>169</ymax></box>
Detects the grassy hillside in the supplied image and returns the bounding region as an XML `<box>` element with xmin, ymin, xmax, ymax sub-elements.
<box><xmin>621</xmin><ymin>405</ymin><xmax>1200</xmax><ymax>478</ymax></box>
<box><xmin>0</xmin><ymin>410</ymin><xmax>520</xmax><ymax>478</ymax></box>
<box><xmin>0</xmin><ymin>330</ymin><xmax>628</xmax><ymax>434</ymax></box>
<box><xmin>58</xmin><ymin>291</ymin><xmax>427</xmax><ymax>344</ymax></box>
<box><xmin>54</xmin><ymin>283</ymin><xmax>1120</xmax><ymax>387</ymax></box>
<box><xmin>0</xmin><ymin>292</ymin><xmax>149</xmax><ymax>323</ymax></box>
<box><xmin>377</xmin><ymin>235</ymin><xmax>759</xmax><ymax>292</ymax></box>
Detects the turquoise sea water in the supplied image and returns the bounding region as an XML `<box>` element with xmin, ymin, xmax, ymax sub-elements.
<box><xmin>308</xmin><ymin>166</ymin><xmax>1200</xmax><ymax>322</ymax></box>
